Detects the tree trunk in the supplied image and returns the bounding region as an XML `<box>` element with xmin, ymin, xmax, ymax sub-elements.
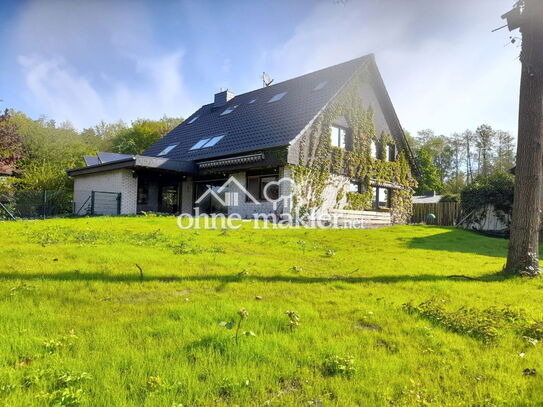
<box><xmin>505</xmin><ymin>0</ymin><xmax>543</xmax><ymax>276</ymax></box>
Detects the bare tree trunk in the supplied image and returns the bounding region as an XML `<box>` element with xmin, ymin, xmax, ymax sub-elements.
<box><xmin>505</xmin><ymin>0</ymin><xmax>543</xmax><ymax>276</ymax></box>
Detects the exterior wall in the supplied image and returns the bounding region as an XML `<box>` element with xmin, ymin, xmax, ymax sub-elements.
<box><xmin>209</xmin><ymin>167</ymin><xmax>292</xmax><ymax>219</ymax></box>
<box><xmin>73</xmin><ymin>169</ymin><xmax>137</xmax><ymax>215</ymax></box>
<box><xmin>288</xmin><ymin>69</ymin><xmax>398</xmax><ymax>165</ymax></box>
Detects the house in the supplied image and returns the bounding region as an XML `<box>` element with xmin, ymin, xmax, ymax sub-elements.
<box><xmin>412</xmin><ymin>192</ymin><xmax>443</xmax><ymax>204</ymax></box>
<box><xmin>68</xmin><ymin>54</ymin><xmax>418</xmax><ymax>225</ymax></box>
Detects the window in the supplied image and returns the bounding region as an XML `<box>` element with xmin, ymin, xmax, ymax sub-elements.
<box><xmin>203</xmin><ymin>135</ymin><xmax>224</xmax><ymax>147</ymax></box>
<box><xmin>268</xmin><ymin>92</ymin><xmax>287</xmax><ymax>103</ymax></box>
<box><xmin>220</xmin><ymin>105</ymin><xmax>238</xmax><ymax>116</ymax></box>
<box><xmin>187</xmin><ymin>115</ymin><xmax>199</xmax><ymax>124</ymax></box>
<box><xmin>330</xmin><ymin>125</ymin><xmax>346</xmax><ymax>149</ymax></box>
<box><xmin>246</xmin><ymin>174</ymin><xmax>279</xmax><ymax>202</ymax></box>
<box><xmin>158</xmin><ymin>144</ymin><xmax>178</xmax><ymax>156</ymax></box>
<box><xmin>372</xmin><ymin>187</ymin><xmax>391</xmax><ymax>209</ymax></box>
<box><xmin>190</xmin><ymin>139</ymin><xmax>210</xmax><ymax>150</ymax></box>
<box><xmin>261</xmin><ymin>176</ymin><xmax>279</xmax><ymax>201</ymax></box>
<box><xmin>349</xmin><ymin>181</ymin><xmax>362</xmax><ymax>193</ymax></box>
<box><xmin>370</xmin><ymin>141</ymin><xmax>377</xmax><ymax>158</ymax></box>
<box><xmin>314</xmin><ymin>81</ymin><xmax>328</xmax><ymax>91</ymax></box>
<box><xmin>137</xmin><ymin>179</ymin><xmax>149</xmax><ymax>205</ymax></box>
<box><xmin>248</xmin><ymin>99</ymin><xmax>257</xmax><ymax>104</ymax></box>
<box><xmin>388</xmin><ymin>144</ymin><xmax>396</xmax><ymax>161</ymax></box>
<box><xmin>190</xmin><ymin>135</ymin><xmax>226</xmax><ymax>150</ymax></box>
<box><xmin>384</xmin><ymin>145</ymin><xmax>390</xmax><ymax>161</ymax></box>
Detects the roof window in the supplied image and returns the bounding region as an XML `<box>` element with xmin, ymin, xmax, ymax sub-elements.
<box><xmin>314</xmin><ymin>81</ymin><xmax>328</xmax><ymax>91</ymax></box>
<box><xmin>158</xmin><ymin>144</ymin><xmax>178</xmax><ymax>156</ymax></box>
<box><xmin>187</xmin><ymin>115</ymin><xmax>200</xmax><ymax>124</ymax></box>
<box><xmin>268</xmin><ymin>92</ymin><xmax>287</xmax><ymax>103</ymax></box>
<box><xmin>220</xmin><ymin>105</ymin><xmax>238</xmax><ymax>116</ymax></box>
<box><xmin>190</xmin><ymin>139</ymin><xmax>211</xmax><ymax>150</ymax></box>
<box><xmin>189</xmin><ymin>135</ymin><xmax>225</xmax><ymax>150</ymax></box>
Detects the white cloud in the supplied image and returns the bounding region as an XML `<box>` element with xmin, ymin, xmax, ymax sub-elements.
<box><xmin>14</xmin><ymin>0</ymin><xmax>195</xmax><ymax>129</ymax></box>
<box><xmin>260</xmin><ymin>0</ymin><xmax>520</xmax><ymax>136</ymax></box>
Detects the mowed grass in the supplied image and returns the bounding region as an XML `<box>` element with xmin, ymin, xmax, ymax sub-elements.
<box><xmin>0</xmin><ymin>217</ymin><xmax>542</xmax><ymax>406</ymax></box>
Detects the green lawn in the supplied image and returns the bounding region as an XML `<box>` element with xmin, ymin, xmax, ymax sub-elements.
<box><xmin>0</xmin><ymin>217</ymin><xmax>541</xmax><ymax>406</ymax></box>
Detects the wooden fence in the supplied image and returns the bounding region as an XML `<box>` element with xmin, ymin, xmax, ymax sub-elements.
<box><xmin>411</xmin><ymin>202</ymin><xmax>463</xmax><ymax>226</ymax></box>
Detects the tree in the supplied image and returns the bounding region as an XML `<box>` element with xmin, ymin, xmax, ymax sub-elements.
<box><xmin>504</xmin><ymin>0</ymin><xmax>543</xmax><ymax>276</ymax></box>
<box><xmin>110</xmin><ymin>116</ymin><xmax>182</xmax><ymax>155</ymax></box>
<box><xmin>494</xmin><ymin>130</ymin><xmax>515</xmax><ymax>171</ymax></box>
<box><xmin>0</xmin><ymin>109</ymin><xmax>23</xmax><ymax>175</ymax></box>
<box><xmin>474</xmin><ymin>124</ymin><xmax>495</xmax><ymax>176</ymax></box>
<box><xmin>415</xmin><ymin>147</ymin><xmax>444</xmax><ymax>194</ymax></box>
<box><xmin>463</xmin><ymin>129</ymin><xmax>476</xmax><ymax>183</ymax></box>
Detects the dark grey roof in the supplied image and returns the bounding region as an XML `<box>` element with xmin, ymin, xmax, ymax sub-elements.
<box><xmin>143</xmin><ymin>55</ymin><xmax>374</xmax><ymax>161</ymax></box>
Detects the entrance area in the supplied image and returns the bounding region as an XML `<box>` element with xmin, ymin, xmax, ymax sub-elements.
<box><xmin>136</xmin><ymin>172</ymin><xmax>181</xmax><ymax>214</ymax></box>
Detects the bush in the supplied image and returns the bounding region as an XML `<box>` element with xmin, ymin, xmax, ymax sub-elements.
<box><xmin>460</xmin><ymin>171</ymin><xmax>514</xmax><ymax>223</ymax></box>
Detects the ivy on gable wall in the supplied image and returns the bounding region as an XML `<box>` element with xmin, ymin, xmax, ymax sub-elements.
<box><xmin>288</xmin><ymin>67</ymin><xmax>417</xmax><ymax>224</ymax></box>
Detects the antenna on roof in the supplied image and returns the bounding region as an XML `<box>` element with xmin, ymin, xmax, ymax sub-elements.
<box><xmin>262</xmin><ymin>72</ymin><xmax>274</xmax><ymax>87</ymax></box>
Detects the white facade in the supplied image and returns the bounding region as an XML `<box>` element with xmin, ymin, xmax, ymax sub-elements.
<box><xmin>73</xmin><ymin>169</ymin><xmax>137</xmax><ymax>215</ymax></box>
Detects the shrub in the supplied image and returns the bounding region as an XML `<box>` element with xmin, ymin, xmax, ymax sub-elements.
<box><xmin>460</xmin><ymin>171</ymin><xmax>514</xmax><ymax>225</ymax></box>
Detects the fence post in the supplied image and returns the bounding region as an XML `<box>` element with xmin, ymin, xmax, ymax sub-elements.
<box><xmin>117</xmin><ymin>193</ymin><xmax>121</xmax><ymax>215</ymax></box>
<box><xmin>42</xmin><ymin>190</ymin><xmax>47</xmax><ymax>220</ymax></box>
<box><xmin>90</xmin><ymin>191</ymin><xmax>95</xmax><ymax>215</ymax></box>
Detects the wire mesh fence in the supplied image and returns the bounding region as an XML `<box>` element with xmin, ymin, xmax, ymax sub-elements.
<box><xmin>0</xmin><ymin>190</ymin><xmax>122</xmax><ymax>220</ymax></box>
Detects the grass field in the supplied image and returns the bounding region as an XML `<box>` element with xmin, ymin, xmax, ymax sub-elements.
<box><xmin>0</xmin><ymin>217</ymin><xmax>542</xmax><ymax>406</ymax></box>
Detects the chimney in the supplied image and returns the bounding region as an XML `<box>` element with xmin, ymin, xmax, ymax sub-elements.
<box><xmin>214</xmin><ymin>90</ymin><xmax>235</xmax><ymax>108</ymax></box>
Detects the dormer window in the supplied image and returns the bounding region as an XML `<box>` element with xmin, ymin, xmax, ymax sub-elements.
<box><xmin>330</xmin><ymin>125</ymin><xmax>346</xmax><ymax>149</ymax></box>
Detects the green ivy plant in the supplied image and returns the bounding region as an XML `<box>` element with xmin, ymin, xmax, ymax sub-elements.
<box><xmin>288</xmin><ymin>66</ymin><xmax>417</xmax><ymax>224</ymax></box>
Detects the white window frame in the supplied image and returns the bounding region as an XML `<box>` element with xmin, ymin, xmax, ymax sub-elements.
<box><xmin>330</xmin><ymin>125</ymin><xmax>347</xmax><ymax>149</ymax></box>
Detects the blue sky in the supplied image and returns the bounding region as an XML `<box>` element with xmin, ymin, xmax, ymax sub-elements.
<box><xmin>0</xmin><ymin>0</ymin><xmax>520</xmax><ymax>137</ymax></box>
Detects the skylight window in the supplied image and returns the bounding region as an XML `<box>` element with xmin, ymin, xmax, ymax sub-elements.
<box><xmin>203</xmin><ymin>135</ymin><xmax>224</xmax><ymax>147</ymax></box>
<box><xmin>267</xmin><ymin>92</ymin><xmax>287</xmax><ymax>103</ymax></box>
<box><xmin>190</xmin><ymin>139</ymin><xmax>211</xmax><ymax>150</ymax></box>
<box><xmin>189</xmin><ymin>135</ymin><xmax>226</xmax><ymax>151</ymax></box>
<box><xmin>158</xmin><ymin>144</ymin><xmax>178</xmax><ymax>156</ymax></box>
<box><xmin>187</xmin><ymin>115</ymin><xmax>200</xmax><ymax>124</ymax></box>
<box><xmin>220</xmin><ymin>105</ymin><xmax>238</xmax><ymax>116</ymax></box>
<box><xmin>248</xmin><ymin>99</ymin><xmax>257</xmax><ymax>104</ymax></box>
<box><xmin>314</xmin><ymin>81</ymin><xmax>328</xmax><ymax>91</ymax></box>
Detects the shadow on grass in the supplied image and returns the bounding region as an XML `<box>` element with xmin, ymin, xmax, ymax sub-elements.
<box><xmin>406</xmin><ymin>227</ymin><xmax>509</xmax><ymax>258</ymax></box>
<box><xmin>0</xmin><ymin>270</ymin><xmax>513</xmax><ymax>284</ymax></box>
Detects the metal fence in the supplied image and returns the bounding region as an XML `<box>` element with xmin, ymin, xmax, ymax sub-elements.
<box><xmin>0</xmin><ymin>190</ymin><xmax>122</xmax><ymax>220</ymax></box>
<box><xmin>74</xmin><ymin>190</ymin><xmax>121</xmax><ymax>216</ymax></box>
<box><xmin>0</xmin><ymin>190</ymin><xmax>73</xmax><ymax>219</ymax></box>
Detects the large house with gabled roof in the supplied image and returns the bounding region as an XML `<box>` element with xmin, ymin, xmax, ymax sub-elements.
<box><xmin>68</xmin><ymin>54</ymin><xmax>418</xmax><ymax>225</ymax></box>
